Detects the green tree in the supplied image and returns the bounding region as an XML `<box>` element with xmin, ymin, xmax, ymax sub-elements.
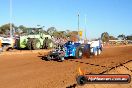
<box><xmin>126</xmin><ymin>35</ymin><xmax>132</xmax><ymax>40</ymax></box>
<box><xmin>59</xmin><ymin>31</ymin><xmax>67</xmax><ymax>38</ymax></box>
<box><xmin>43</xmin><ymin>30</ymin><xmax>49</xmax><ymax>35</ymax></box>
<box><xmin>47</xmin><ymin>27</ymin><xmax>57</xmax><ymax>35</ymax></box>
<box><xmin>67</xmin><ymin>31</ymin><xmax>78</xmax><ymax>41</ymax></box>
<box><xmin>118</xmin><ymin>34</ymin><xmax>126</xmax><ymax>40</ymax></box>
<box><xmin>109</xmin><ymin>35</ymin><xmax>118</xmax><ymax>40</ymax></box>
<box><xmin>101</xmin><ymin>32</ymin><xmax>109</xmax><ymax>42</ymax></box>
<box><xmin>18</xmin><ymin>25</ymin><xmax>28</xmax><ymax>33</ymax></box>
<box><xmin>0</xmin><ymin>23</ymin><xmax>15</xmax><ymax>35</ymax></box>
<box><xmin>52</xmin><ymin>31</ymin><xmax>64</xmax><ymax>38</ymax></box>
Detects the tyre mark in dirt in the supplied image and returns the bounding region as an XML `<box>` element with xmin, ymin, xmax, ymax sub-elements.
<box><xmin>122</xmin><ymin>65</ymin><xmax>132</xmax><ymax>73</ymax></box>
<box><xmin>99</xmin><ymin>59</ymin><xmax>132</xmax><ymax>74</ymax></box>
<box><xmin>68</xmin><ymin>59</ymin><xmax>107</xmax><ymax>68</ymax></box>
<box><xmin>66</xmin><ymin>84</ymin><xmax>77</xmax><ymax>88</ymax></box>
<box><xmin>66</xmin><ymin>59</ymin><xmax>132</xmax><ymax>88</ymax></box>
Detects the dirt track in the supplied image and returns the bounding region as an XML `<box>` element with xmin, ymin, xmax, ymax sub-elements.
<box><xmin>0</xmin><ymin>46</ymin><xmax>132</xmax><ymax>88</ymax></box>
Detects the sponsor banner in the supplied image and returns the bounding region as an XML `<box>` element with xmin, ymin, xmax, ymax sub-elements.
<box><xmin>76</xmin><ymin>74</ymin><xmax>131</xmax><ymax>85</ymax></box>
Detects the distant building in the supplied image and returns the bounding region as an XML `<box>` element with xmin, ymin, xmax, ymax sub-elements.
<box><xmin>109</xmin><ymin>40</ymin><xmax>132</xmax><ymax>45</ymax></box>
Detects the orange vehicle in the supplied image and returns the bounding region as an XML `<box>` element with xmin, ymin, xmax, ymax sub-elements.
<box><xmin>0</xmin><ymin>39</ymin><xmax>2</xmax><ymax>48</ymax></box>
<box><xmin>0</xmin><ymin>39</ymin><xmax>2</xmax><ymax>52</ymax></box>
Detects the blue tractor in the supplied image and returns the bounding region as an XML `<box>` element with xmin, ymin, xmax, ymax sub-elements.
<box><xmin>45</xmin><ymin>41</ymin><xmax>91</xmax><ymax>61</ymax></box>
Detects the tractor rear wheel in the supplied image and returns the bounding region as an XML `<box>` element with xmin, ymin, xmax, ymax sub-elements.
<box><xmin>16</xmin><ymin>39</ymin><xmax>21</xmax><ymax>50</ymax></box>
<box><xmin>27</xmin><ymin>39</ymin><xmax>32</xmax><ymax>50</ymax></box>
<box><xmin>43</xmin><ymin>39</ymin><xmax>47</xmax><ymax>49</ymax></box>
<box><xmin>75</xmin><ymin>46</ymin><xmax>83</xmax><ymax>59</ymax></box>
<box><xmin>43</xmin><ymin>39</ymin><xmax>53</xmax><ymax>49</ymax></box>
<box><xmin>87</xmin><ymin>48</ymin><xmax>90</xmax><ymax>58</ymax></box>
<box><xmin>32</xmin><ymin>39</ymin><xmax>41</xmax><ymax>50</ymax></box>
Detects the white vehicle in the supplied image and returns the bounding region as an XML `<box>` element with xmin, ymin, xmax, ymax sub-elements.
<box><xmin>0</xmin><ymin>37</ymin><xmax>15</xmax><ymax>51</ymax></box>
<box><xmin>88</xmin><ymin>40</ymin><xmax>102</xmax><ymax>56</ymax></box>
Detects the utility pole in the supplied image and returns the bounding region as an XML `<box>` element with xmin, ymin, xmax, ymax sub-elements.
<box><xmin>77</xmin><ymin>11</ymin><xmax>80</xmax><ymax>42</ymax></box>
<box><xmin>84</xmin><ymin>14</ymin><xmax>87</xmax><ymax>40</ymax></box>
<box><xmin>9</xmin><ymin>0</ymin><xmax>13</xmax><ymax>37</ymax></box>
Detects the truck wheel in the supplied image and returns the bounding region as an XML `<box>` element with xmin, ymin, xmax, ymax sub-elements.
<box><xmin>7</xmin><ymin>47</ymin><xmax>13</xmax><ymax>51</ymax></box>
<box><xmin>27</xmin><ymin>39</ymin><xmax>32</xmax><ymax>50</ymax></box>
<box><xmin>32</xmin><ymin>39</ymin><xmax>41</xmax><ymax>50</ymax></box>
<box><xmin>3</xmin><ymin>46</ymin><xmax>9</xmax><ymax>51</ymax></box>
<box><xmin>94</xmin><ymin>50</ymin><xmax>98</xmax><ymax>56</ymax></box>
<box><xmin>75</xmin><ymin>46</ymin><xmax>83</xmax><ymax>59</ymax></box>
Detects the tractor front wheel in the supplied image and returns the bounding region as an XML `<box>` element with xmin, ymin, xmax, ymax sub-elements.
<box><xmin>58</xmin><ymin>56</ymin><xmax>65</xmax><ymax>62</ymax></box>
<box><xmin>27</xmin><ymin>39</ymin><xmax>32</xmax><ymax>50</ymax></box>
<box><xmin>46</xmin><ymin>56</ymin><xmax>52</xmax><ymax>61</ymax></box>
<box><xmin>87</xmin><ymin>48</ymin><xmax>90</xmax><ymax>58</ymax></box>
<box><xmin>75</xmin><ymin>46</ymin><xmax>83</xmax><ymax>59</ymax></box>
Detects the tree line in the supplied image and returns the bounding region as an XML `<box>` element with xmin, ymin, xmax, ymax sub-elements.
<box><xmin>0</xmin><ymin>23</ymin><xmax>78</xmax><ymax>41</ymax></box>
<box><xmin>101</xmin><ymin>32</ymin><xmax>132</xmax><ymax>43</ymax></box>
<box><xmin>0</xmin><ymin>23</ymin><xmax>132</xmax><ymax>42</ymax></box>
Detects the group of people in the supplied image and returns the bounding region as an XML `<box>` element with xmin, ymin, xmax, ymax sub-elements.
<box><xmin>52</xmin><ymin>37</ymin><xmax>68</xmax><ymax>46</ymax></box>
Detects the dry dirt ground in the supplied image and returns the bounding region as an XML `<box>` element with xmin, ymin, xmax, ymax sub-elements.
<box><xmin>0</xmin><ymin>46</ymin><xmax>132</xmax><ymax>88</ymax></box>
